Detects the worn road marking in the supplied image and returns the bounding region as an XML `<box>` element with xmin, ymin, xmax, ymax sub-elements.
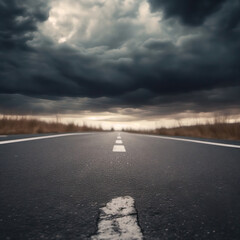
<box><xmin>137</xmin><ymin>134</ymin><xmax>240</xmax><ymax>149</ymax></box>
<box><xmin>0</xmin><ymin>133</ymin><xmax>93</xmax><ymax>145</ymax></box>
<box><xmin>116</xmin><ymin>140</ymin><xmax>123</xmax><ymax>144</ymax></box>
<box><xmin>117</xmin><ymin>136</ymin><xmax>121</xmax><ymax>139</ymax></box>
<box><xmin>0</xmin><ymin>135</ymin><xmax>7</xmax><ymax>137</ymax></box>
<box><xmin>91</xmin><ymin>196</ymin><xmax>143</xmax><ymax>240</ymax></box>
<box><xmin>113</xmin><ymin>145</ymin><xmax>126</xmax><ymax>152</ymax></box>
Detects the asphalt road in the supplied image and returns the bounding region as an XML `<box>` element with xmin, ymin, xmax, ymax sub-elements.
<box><xmin>0</xmin><ymin>132</ymin><xmax>240</xmax><ymax>239</ymax></box>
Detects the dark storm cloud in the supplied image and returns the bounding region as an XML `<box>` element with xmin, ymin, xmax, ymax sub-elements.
<box><xmin>0</xmin><ymin>0</ymin><xmax>240</xmax><ymax>117</ymax></box>
<box><xmin>0</xmin><ymin>0</ymin><xmax>49</xmax><ymax>50</ymax></box>
<box><xmin>147</xmin><ymin>0</ymin><xmax>226</xmax><ymax>26</ymax></box>
<box><xmin>1</xmin><ymin>86</ymin><xmax>240</xmax><ymax>119</ymax></box>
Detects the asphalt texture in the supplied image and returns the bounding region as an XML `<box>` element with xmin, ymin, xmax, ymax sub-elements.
<box><xmin>0</xmin><ymin>132</ymin><xmax>240</xmax><ymax>240</ymax></box>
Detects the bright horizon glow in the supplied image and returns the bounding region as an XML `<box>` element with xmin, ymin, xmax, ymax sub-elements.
<box><xmin>1</xmin><ymin>113</ymin><xmax>240</xmax><ymax>131</ymax></box>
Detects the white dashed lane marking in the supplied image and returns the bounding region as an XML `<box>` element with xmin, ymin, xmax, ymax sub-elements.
<box><xmin>112</xmin><ymin>133</ymin><xmax>126</xmax><ymax>152</ymax></box>
<box><xmin>113</xmin><ymin>145</ymin><xmax>126</xmax><ymax>152</ymax></box>
<box><xmin>91</xmin><ymin>196</ymin><xmax>143</xmax><ymax>240</ymax></box>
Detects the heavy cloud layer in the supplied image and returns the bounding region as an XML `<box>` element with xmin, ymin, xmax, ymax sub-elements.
<box><xmin>148</xmin><ymin>0</ymin><xmax>226</xmax><ymax>25</ymax></box>
<box><xmin>0</xmin><ymin>0</ymin><xmax>240</xmax><ymax>118</ymax></box>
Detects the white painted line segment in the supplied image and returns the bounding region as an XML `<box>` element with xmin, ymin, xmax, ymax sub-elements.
<box><xmin>91</xmin><ymin>196</ymin><xmax>143</xmax><ymax>240</ymax></box>
<box><xmin>136</xmin><ymin>134</ymin><xmax>240</xmax><ymax>149</ymax></box>
<box><xmin>0</xmin><ymin>133</ymin><xmax>93</xmax><ymax>145</ymax></box>
<box><xmin>116</xmin><ymin>140</ymin><xmax>123</xmax><ymax>144</ymax></box>
<box><xmin>117</xmin><ymin>136</ymin><xmax>121</xmax><ymax>139</ymax></box>
<box><xmin>113</xmin><ymin>145</ymin><xmax>126</xmax><ymax>152</ymax></box>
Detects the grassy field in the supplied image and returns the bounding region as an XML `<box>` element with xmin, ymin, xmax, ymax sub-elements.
<box><xmin>1</xmin><ymin>116</ymin><xmax>240</xmax><ymax>140</ymax></box>
<box><xmin>0</xmin><ymin>116</ymin><xmax>104</xmax><ymax>135</ymax></box>
<box><xmin>123</xmin><ymin>121</ymin><xmax>240</xmax><ymax>141</ymax></box>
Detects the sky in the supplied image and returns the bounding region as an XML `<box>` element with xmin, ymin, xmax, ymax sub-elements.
<box><xmin>0</xmin><ymin>0</ymin><xmax>240</xmax><ymax>129</ymax></box>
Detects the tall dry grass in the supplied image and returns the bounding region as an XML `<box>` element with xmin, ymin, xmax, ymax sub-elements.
<box><xmin>0</xmin><ymin>116</ymin><xmax>104</xmax><ymax>135</ymax></box>
<box><xmin>123</xmin><ymin>119</ymin><xmax>240</xmax><ymax>141</ymax></box>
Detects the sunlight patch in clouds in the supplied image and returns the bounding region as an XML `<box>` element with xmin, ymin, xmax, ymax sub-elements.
<box><xmin>41</xmin><ymin>0</ymin><xmax>163</xmax><ymax>48</ymax></box>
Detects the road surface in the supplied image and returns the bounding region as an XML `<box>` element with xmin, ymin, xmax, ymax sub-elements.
<box><xmin>0</xmin><ymin>132</ymin><xmax>240</xmax><ymax>239</ymax></box>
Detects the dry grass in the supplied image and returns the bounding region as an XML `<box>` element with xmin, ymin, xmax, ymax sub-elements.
<box><xmin>1</xmin><ymin>115</ymin><xmax>239</xmax><ymax>140</ymax></box>
<box><xmin>123</xmin><ymin>120</ymin><xmax>240</xmax><ymax>141</ymax></box>
<box><xmin>0</xmin><ymin>116</ymin><xmax>104</xmax><ymax>135</ymax></box>
<box><xmin>154</xmin><ymin>122</ymin><xmax>240</xmax><ymax>140</ymax></box>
